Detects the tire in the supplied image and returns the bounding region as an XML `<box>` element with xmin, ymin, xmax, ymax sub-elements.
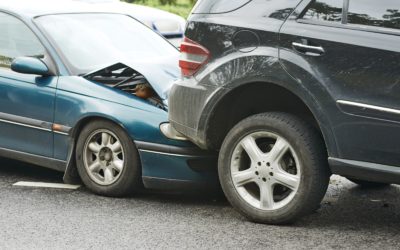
<box><xmin>218</xmin><ymin>112</ymin><xmax>331</xmax><ymax>224</ymax></box>
<box><xmin>347</xmin><ymin>178</ymin><xmax>390</xmax><ymax>188</ymax></box>
<box><xmin>76</xmin><ymin>119</ymin><xmax>142</xmax><ymax>197</ymax></box>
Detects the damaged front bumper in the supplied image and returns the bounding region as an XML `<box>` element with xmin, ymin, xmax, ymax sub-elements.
<box><xmin>135</xmin><ymin>140</ymin><xmax>218</xmax><ymax>190</ymax></box>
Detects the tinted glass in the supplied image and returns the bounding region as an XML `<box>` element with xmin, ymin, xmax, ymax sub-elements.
<box><xmin>36</xmin><ymin>14</ymin><xmax>178</xmax><ymax>75</ymax></box>
<box><xmin>303</xmin><ymin>0</ymin><xmax>343</xmax><ymax>22</ymax></box>
<box><xmin>192</xmin><ymin>0</ymin><xmax>252</xmax><ymax>14</ymax></box>
<box><xmin>348</xmin><ymin>0</ymin><xmax>400</xmax><ymax>30</ymax></box>
<box><xmin>0</xmin><ymin>13</ymin><xmax>45</xmax><ymax>69</ymax></box>
<box><xmin>265</xmin><ymin>0</ymin><xmax>304</xmax><ymax>21</ymax></box>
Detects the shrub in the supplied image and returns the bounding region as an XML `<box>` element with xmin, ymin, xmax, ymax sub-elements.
<box><xmin>159</xmin><ymin>0</ymin><xmax>177</xmax><ymax>4</ymax></box>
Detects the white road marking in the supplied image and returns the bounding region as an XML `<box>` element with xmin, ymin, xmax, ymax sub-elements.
<box><xmin>13</xmin><ymin>181</ymin><xmax>81</xmax><ymax>190</ymax></box>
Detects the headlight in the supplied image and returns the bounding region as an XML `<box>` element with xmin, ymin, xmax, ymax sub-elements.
<box><xmin>160</xmin><ymin>123</ymin><xmax>188</xmax><ymax>141</ymax></box>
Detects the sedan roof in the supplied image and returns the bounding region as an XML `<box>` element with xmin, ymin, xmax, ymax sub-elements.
<box><xmin>0</xmin><ymin>0</ymin><xmax>114</xmax><ymax>19</ymax></box>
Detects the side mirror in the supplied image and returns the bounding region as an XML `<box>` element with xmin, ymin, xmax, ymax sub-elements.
<box><xmin>11</xmin><ymin>57</ymin><xmax>50</xmax><ymax>76</ymax></box>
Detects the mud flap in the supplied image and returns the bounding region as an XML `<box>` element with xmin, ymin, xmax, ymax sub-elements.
<box><xmin>62</xmin><ymin>138</ymin><xmax>82</xmax><ymax>185</ymax></box>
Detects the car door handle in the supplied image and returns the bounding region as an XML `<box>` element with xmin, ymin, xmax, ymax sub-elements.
<box><xmin>292</xmin><ymin>42</ymin><xmax>325</xmax><ymax>56</ymax></box>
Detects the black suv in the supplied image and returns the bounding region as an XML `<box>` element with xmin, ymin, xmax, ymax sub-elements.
<box><xmin>169</xmin><ymin>0</ymin><xmax>400</xmax><ymax>224</ymax></box>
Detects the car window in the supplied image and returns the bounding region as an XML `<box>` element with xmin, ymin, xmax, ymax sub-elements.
<box><xmin>302</xmin><ymin>0</ymin><xmax>343</xmax><ymax>22</ymax></box>
<box><xmin>0</xmin><ymin>12</ymin><xmax>45</xmax><ymax>69</ymax></box>
<box><xmin>348</xmin><ymin>0</ymin><xmax>400</xmax><ymax>30</ymax></box>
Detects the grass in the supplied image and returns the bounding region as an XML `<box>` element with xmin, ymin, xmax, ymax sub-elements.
<box><xmin>134</xmin><ymin>0</ymin><xmax>195</xmax><ymax>19</ymax></box>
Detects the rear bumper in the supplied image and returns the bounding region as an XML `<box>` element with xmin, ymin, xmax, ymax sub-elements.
<box><xmin>135</xmin><ymin>140</ymin><xmax>218</xmax><ymax>190</ymax></box>
<box><xmin>168</xmin><ymin>81</ymin><xmax>220</xmax><ymax>149</ymax></box>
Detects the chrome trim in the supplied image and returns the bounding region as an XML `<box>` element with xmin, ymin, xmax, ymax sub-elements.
<box><xmin>139</xmin><ymin>149</ymin><xmax>200</xmax><ymax>158</ymax></box>
<box><xmin>292</xmin><ymin>42</ymin><xmax>325</xmax><ymax>54</ymax></box>
<box><xmin>337</xmin><ymin>100</ymin><xmax>400</xmax><ymax>115</ymax></box>
<box><xmin>342</xmin><ymin>0</ymin><xmax>350</xmax><ymax>24</ymax></box>
<box><xmin>135</xmin><ymin>140</ymin><xmax>213</xmax><ymax>157</ymax></box>
<box><xmin>0</xmin><ymin>118</ymin><xmax>52</xmax><ymax>132</ymax></box>
<box><xmin>0</xmin><ymin>112</ymin><xmax>71</xmax><ymax>134</ymax></box>
<box><xmin>54</xmin><ymin>131</ymin><xmax>69</xmax><ymax>136</ymax></box>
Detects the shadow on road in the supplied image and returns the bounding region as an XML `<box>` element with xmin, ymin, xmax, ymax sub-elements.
<box><xmin>0</xmin><ymin>157</ymin><xmax>64</xmax><ymax>182</ymax></box>
<box><xmin>0</xmin><ymin>157</ymin><xmax>227</xmax><ymax>204</ymax></box>
<box><xmin>0</xmin><ymin>157</ymin><xmax>399</xmax><ymax>231</ymax></box>
<box><xmin>297</xmin><ymin>184</ymin><xmax>400</xmax><ymax>230</ymax></box>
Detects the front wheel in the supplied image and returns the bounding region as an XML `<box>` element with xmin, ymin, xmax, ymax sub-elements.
<box><xmin>218</xmin><ymin>112</ymin><xmax>331</xmax><ymax>224</ymax></box>
<box><xmin>76</xmin><ymin>120</ymin><xmax>142</xmax><ymax>197</ymax></box>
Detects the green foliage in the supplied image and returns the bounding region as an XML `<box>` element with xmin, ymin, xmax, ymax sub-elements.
<box><xmin>122</xmin><ymin>0</ymin><xmax>196</xmax><ymax>18</ymax></box>
<box><xmin>159</xmin><ymin>0</ymin><xmax>177</xmax><ymax>5</ymax></box>
<box><xmin>0</xmin><ymin>55</ymin><xmax>12</xmax><ymax>68</ymax></box>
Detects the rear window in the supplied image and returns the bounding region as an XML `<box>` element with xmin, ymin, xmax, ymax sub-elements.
<box><xmin>302</xmin><ymin>0</ymin><xmax>343</xmax><ymax>23</ymax></box>
<box><xmin>348</xmin><ymin>0</ymin><xmax>400</xmax><ymax>30</ymax></box>
<box><xmin>192</xmin><ymin>0</ymin><xmax>252</xmax><ymax>14</ymax></box>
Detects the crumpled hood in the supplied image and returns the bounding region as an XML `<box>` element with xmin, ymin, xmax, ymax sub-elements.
<box><xmin>122</xmin><ymin>58</ymin><xmax>180</xmax><ymax>100</ymax></box>
<box><xmin>84</xmin><ymin>55</ymin><xmax>180</xmax><ymax>100</ymax></box>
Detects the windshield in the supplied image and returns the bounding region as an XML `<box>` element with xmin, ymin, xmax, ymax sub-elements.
<box><xmin>35</xmin><ymin>13</ymin><xmax>178</xmax><ymax>75</ymax></box>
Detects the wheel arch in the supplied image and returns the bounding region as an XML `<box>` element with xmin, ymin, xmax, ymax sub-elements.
<box><xmin>201</xmin><ymin>80</ymin><xmax>337</xmax><ymax>157</ymax></box>
<box><xmin>70</xmin><ymin>114</ymin><xmax>128</xmax><ymax>140</ymax></box>
<box><xmin>63</xmin><ymin>115</ymin><xmax>131</xmax><ymax>184</ymax></box>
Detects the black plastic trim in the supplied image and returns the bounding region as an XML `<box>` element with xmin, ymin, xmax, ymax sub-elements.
<box><xmin>63</xmin><ymin>137</ymin><xmax>81</xmax><ymax>184</ymax></box>
<box><xmin>329</xmin><ymin>157</ymin><xmax>400</xmax><ymax>184</ymax></box>
<box><xmin>142</xmin><ymin>176</ymin><xmax>219</xmax><ymax>191</ymax></box>
<box><xmin>0</xmin><ymin>146</ymin><xmax>66</xmax><ymax>172</ymax></box>
<box><xmin>135</xmin><ymin>141</ymin><xmax>216</xmax><ymax>157</ymax></box>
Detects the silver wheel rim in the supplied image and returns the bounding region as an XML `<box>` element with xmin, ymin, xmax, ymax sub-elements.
<box><xmin>230</xmin><ymin>131</ymin><xmax>301</xmax><ymax>211</ymax></box>
<box><xmin>83</xmin><ymin>129</ymin><xmax>125</xmax><ymax>186</ymax></box>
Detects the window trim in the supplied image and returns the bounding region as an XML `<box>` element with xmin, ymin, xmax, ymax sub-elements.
<box><xmin>0</xmin><ymin>10</ymin><xmax>59</xmax><ymax>75</ymax></box>
<box><xmin>296</xmin><ymin>0</ymin><xmax>400</xmax><ymax>37</ymax></box>
<box><xmin>342</xmin><ymin>0</ymin><xmax>349</xmax><ymax>24</ymax></box>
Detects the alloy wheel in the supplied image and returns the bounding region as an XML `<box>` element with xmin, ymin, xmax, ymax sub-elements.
<box><xmin>230</xmin><ymin>131</ymin><xmax>301</xmax><ymax>210</ymax></box>
<box><xmin>83</xmin><ymin>129</ymin><xmax>125</xmax><ymax>186</ymax></box>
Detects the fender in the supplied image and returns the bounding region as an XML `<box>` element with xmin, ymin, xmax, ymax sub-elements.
<box><xmin>193</xmin><ymin>51</ymin><xmax>339</xmax><ymax>157</ymax></box>
<box><xmin>61</xmin><ymin>112</ymin><xmax>133</xmax><ymax>184</ymax></box>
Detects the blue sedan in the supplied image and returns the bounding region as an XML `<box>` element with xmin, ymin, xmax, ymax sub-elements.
<box><xmin>0</xmin><ymin>0</ymin><xmax>217</xmax><ymax>196</ymax></box>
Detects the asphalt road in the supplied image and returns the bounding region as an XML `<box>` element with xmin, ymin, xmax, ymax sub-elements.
<box><xmin>0</xmin><ymin>158</ymin><xmax>399</xmax><ymax>250</ymax></box>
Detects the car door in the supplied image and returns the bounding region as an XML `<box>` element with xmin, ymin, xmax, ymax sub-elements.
<box><xmin>279</xmin><ymin>0</ymin><xmax>400</xmax><ymax>166</ymax></box>
<box><xmin>0</xmin><ymin>12</ymin><xmax>57</xmax><ymax>157</ymax></box>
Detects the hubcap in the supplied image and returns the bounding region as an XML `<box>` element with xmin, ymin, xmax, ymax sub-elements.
<box><xmin>83</xmin><ymin>129</ymin><xmax>125</xmax><ymax>186</ymax></box>
<box><xmin>230</xmin><ymin>132</ymin><xmax>301</xmax><ymax>210</ymax></box>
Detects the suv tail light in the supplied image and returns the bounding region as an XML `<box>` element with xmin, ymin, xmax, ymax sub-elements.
<box><xmin>179</xmin><ymin>37</ymin><xmax>210</xmax><ymax>77</ymax></box>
